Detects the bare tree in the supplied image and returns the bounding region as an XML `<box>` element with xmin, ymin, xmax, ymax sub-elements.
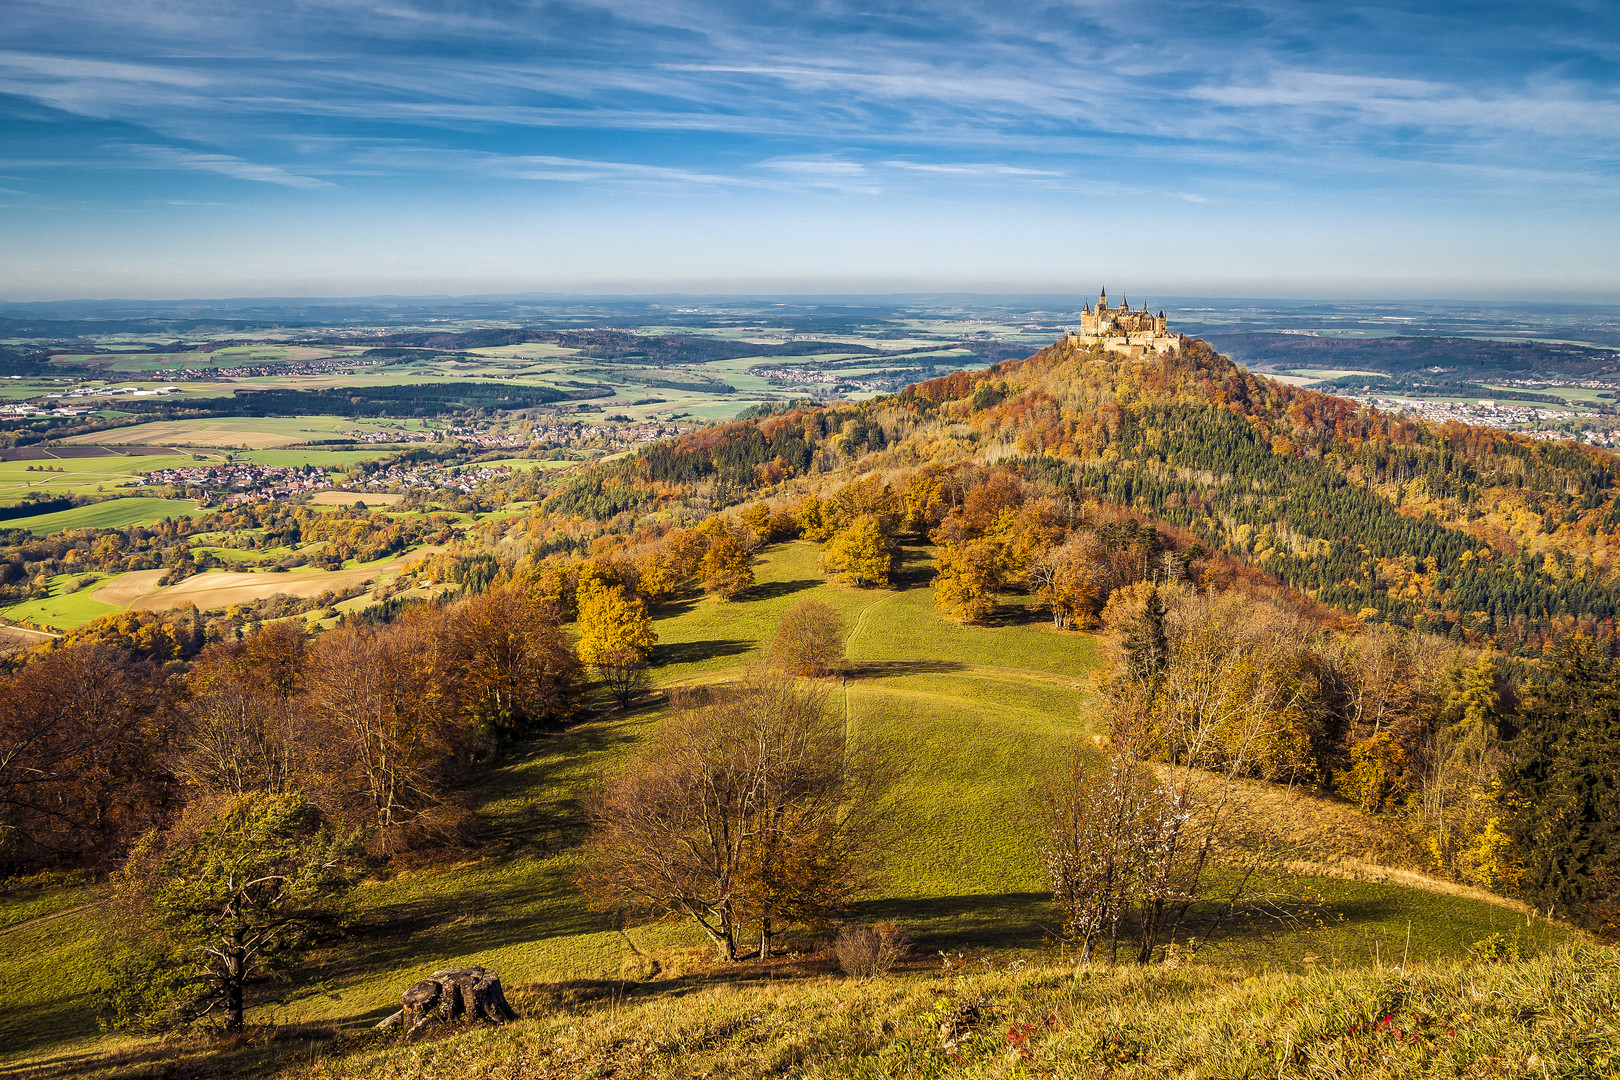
<box><xmin>578</xmin><ymin>672</ymin><xmax>889</xmax><ymax>961</ymax></box>
<box><xmin>1047</xmin><ymin>591</ymin><xmax>1319</xmax><ymax>963</ymax></box>
<box><xmin>302</xmin><ymin>618</ymin><xmax>473</xmax><ymax>851</ymax></box>
<box><xmin>179</xmin><ymin>623</ymin><xmax>308</xmax><ymax>796</ymax></box>
<box><xmin>770</xmin><ymin>598</ymin><xmax>844</xmax><ymax>678</ymax></box>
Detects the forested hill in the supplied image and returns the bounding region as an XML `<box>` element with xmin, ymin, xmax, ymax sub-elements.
<box><xmin>538</xmin><ymin>336</ymin><xmax>1620</xmax><ymax>653</ymax></box>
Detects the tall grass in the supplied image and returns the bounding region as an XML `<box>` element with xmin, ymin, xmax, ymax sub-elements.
<box><xmin>268</xmin><ymin>945</ymin><xmax>1619</xmax><ymax>1080</ymax></box>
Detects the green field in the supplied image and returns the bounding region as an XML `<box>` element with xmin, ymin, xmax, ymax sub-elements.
<box><xmin>0</xmin><ymin>541</ymin><xmax>1567</xmax><ymax>1069</ymax></box>
<box><xmin>0</xmin><ymin>451</ymin><xmax>200</xmax><ymax>506</ymax></box>
<box><xmin>61</xmin><ymin>416</ymin><xmax>433</xmax><ymax>449</ymax></box>
<box><xmin>1</xmin><ymin>497</ymin><xmax>213</xmax><ymax>535</ymax></box>
<box><xmin>0</xmin><ymin>573</ymin><xmax>123</xmax><ymax>629</ymax></box>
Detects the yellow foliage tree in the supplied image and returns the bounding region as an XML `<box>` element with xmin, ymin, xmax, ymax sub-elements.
<box><xmin>701</xmin><ymin>531</ymin><xmax>755</xmax><ymax>600</ymax></box>
<box><xmin>932</xmin><ymin>540</ymin><xmax>1001</xmax><ymax>623</ymax></box>
<box><xmin>576</xmin><ymin>584</ymin><xmax>658</xmax><ymax>706</ymax></box>
<box><xmin>821</xmin><ymin>514</ymin><xmax>898</xmax><ymax>588</ymax></box>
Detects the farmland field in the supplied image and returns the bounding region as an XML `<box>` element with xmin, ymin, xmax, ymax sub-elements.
<box><xmin>0</xmin><ymin>450</ymin><xmax>199</xmax><ymax>505</ymax></box>
<box><xmin>0</xmin><ymin>573</ymin><xmax>123</xmax><ymax>628</ymax></box>
<box><xmin>239</xmin><ymin>448</ymin><xmax>396</xmax><ymax>468</ymax></box>
<box><xmin>123</xmin><ymin>547</ymin><xmax>437</xmax><ymax>612</ymax></box>
<box><xmin>59</xmin><ymin>416</ymin><xmax>426</xmax><ymax>448</ymax></box>
<box><xmin>307</xmin><ymin>490</ymin><xmax>405</xmax><ymax>506</ymax></box>
<box><xmin>1</xmin><ymin>497</ymin><xmax>213</xmax><ymax>534</ymax></box>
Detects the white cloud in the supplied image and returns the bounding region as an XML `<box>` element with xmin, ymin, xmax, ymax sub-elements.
<box><xmin>128</xmin><ymin>146</ymin><xmax>335</xmax><ymax>189</ymax></box>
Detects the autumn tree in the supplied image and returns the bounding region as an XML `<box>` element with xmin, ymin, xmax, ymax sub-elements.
<box><xmin>771</xmin><ymin>598</ymin><xmax>844</xmax><ymax>677</ymax></box>
<box><xmin>822</xmin><ymin>514</ymin><xmax>900</xmax><ymax>588</ymax></box>
<box><xmin>179</xmin><ymin>622</ymin><xmax>308</xmax><ymax>796</ymax></box>
<box><xmin>578</xmin><ymin>673</ymin><xmax>887</xmax><ymax>961</ymax></box>
<box><xmin>441</xmin><ymin>582</ymin><xmax>582</xmax><ymax>741</ymax></box>
<box><xmin>576</xmin><ymin>583</ymin><xmax>658</xmax><ymax>706</ymax></box>
<box><xmin>699</xmin><ymin>521</ymin><xmax>756</xmax><ymax>600</ymax></box>
<box><xmin>102</xmin><ymin>792</ymin><xmax>363</xmax><ymax>1033</ymax></box>
<box><xmin>0</xmin><ymin>642</ymin><xmax>175</xmax><ymax>869</ymax></box>
<box><xmin>302</xmin><ymin>617</ymin><xmax>476</xmax><ymax>851</ymax></box>
<box><xmin>824</xmin><ymin>477</ymin><xmax>902</xmax><ymax>533</ymax></box>
<box><xmin>1030</xmin><ymin>534</ymin><xmax>1107</xmax><ymax>629</ymax></box>
<box><xmin>931</xmin><ymin>540</ymin><xmax>1001</xmax><ymax>623</ymax></box>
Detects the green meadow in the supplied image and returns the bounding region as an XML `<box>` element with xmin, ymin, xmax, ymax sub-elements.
<box><xmin>1</xmin><ymin>497</ymin><xmax>213</xmax><ymax>535</ymax></box>
<box><xmin>0</xmin><ymin>451</ymin><xmax>197</xmax><ymax>506</ymax></box>
<box><xmin>238</xmin><ymin>448</ymin><xmax>395</xmax><ymax>469</ymax></box>
<box><xmin>0</xmin><ymin>573</ymin><xmax>123</xmax><ymax>629</ymax></box>
<box><xmin>0</xmin><ymin>539</ymin><xmax>1565</xmax><ymax>1070</ymax></box>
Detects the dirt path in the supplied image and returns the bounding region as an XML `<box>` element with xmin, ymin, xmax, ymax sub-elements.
<box><xmin>0</xmin><ymin>625</ymin><xmax>57</xmax><ymax>645</ymax></box>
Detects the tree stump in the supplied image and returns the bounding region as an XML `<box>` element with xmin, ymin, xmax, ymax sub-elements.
<box><xmin>375</xmin><ymin>965</ymin><xmax>519</xmax><ymax>1035</ymax></box>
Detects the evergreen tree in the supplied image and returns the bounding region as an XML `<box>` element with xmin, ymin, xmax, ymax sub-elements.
<box><xmin>1124</xmin><ymin>588</ymin><xmax>1169</xmax><ymax>686</ymax></box>
<box><xmin>1505</xmin><ymin>636</ymin><xmax>1620</xmax><ymax>928</ymax></box>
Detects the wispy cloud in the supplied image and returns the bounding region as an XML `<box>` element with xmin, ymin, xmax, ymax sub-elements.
<box><xmin>6</xmin><ymin>1</ymin><xmax>1620</xmax><ymax>294</ymax></box>
<box><xmin>127</xmin><ymin>146</ymin><xmax>335</xmax><ymax>189</ymax></box>
<box><xmin>883</xmin><ymin>161</ymin><xmax>1061</xmax><ymax>177</ymax></box>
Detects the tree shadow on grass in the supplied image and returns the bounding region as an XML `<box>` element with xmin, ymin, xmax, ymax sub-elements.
<box><xmin>649</xmin><ymin>594</ymin><xmax>702</xmax><ymax>618</ymax></box>
<box><xmin>841</xmin><ymin>659</ymin><xmax>967</xmax><ymax>679</ymax></box>
<box><xmin>745</xmin><ymin>578</ymin><xmax>819</xmax><ymax>602</ymax></box>
<box><xmin>891</xmin><ymin>547</ymin><xmax>937</xmax><ymax>590</ymax></box>
<box><xmin>651</xmin><ymin>639</ymin><xmax>753</xmax><ymax>667</ymax></box>
<box><xmin>853</xmin><ymin>893</ymin><xmax>1058</xmax><ymax>955</ymax></box>
<box><xmin>0</xmin><ymin>989</ymin><xmax>104</xmax><ymax>1069</ymax></box>
<box><xmin>0</xmin><ymin>1025</ymin><xmax>346</xmax><ymax>1080</ymax></box>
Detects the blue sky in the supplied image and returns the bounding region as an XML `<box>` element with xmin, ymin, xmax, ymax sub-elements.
<box><xmin>3</xmin><ymin>1</ymin><xmax>1619</xmax><ymax>300</ymax></box>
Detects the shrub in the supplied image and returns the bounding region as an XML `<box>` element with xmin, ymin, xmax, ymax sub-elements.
<box><xmin>771</xmin><ymin>598</ymin><xmax>844</xmax><ymax>677</ymax></box>
<box><xmin>834</xmin><ymin>921</ymin><xmax>910</xmax><ymax>978</ymax></box>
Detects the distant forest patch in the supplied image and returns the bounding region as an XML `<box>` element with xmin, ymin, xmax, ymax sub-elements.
<box><xmin>1206</xmin><ymin>333</ymin><xmax>1620</xmax><ymax>379</ymax></box>
<box><xmin>121</xmin><ymin>381</ymin><xmax>603</xmax><ymax>418</ymax></box>
<box><xmin>345</xmin><ymin>329</ymin><xmax>887</xmax><ymax>365</ymax></box>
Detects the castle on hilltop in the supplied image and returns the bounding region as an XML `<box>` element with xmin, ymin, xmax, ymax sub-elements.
<box><xmin>1066</xmin><ymin>288</ymin><xmax>1179</xmax><ymax>357</ymax></box>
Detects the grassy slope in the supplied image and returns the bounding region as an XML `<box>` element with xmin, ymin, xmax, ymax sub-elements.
<box><xmin>1</xmin><ymin>497</ymin><xmax>212</xmax><ymax>535</ymax></box>
<box><xmin>0</xmin><ymin>452</ymin><xmax>198</xmax><ymax>506</ymax></box>
<box><xmin>0</xmin><ymin>542</ymin><xmax>1572</xmax><ymax>1071</ymax></box>
<box><xmin>0</xmin><ymin>573</ymin><xmax>123</xmax><ymax>629</ymax></box>
<box><xmin>269</xmin><ymin>945</ymin><xmax>1620</xmax><ymax>1080</ymax></box>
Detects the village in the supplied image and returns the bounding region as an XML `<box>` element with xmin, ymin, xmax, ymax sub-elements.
<box><xmin>1342</xmin><ymin>392</ymin><xmax>1620</xmax><ymax>444</ymax></box>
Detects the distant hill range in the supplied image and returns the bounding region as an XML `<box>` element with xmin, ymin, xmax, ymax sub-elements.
<box><xmin>1205</xmin><ymin>332</ymin><xmax>1620</xmax><ymax>379</ymax></box>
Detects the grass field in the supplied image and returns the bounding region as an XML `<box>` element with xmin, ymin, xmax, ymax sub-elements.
<box><xmin>0</xmin><ymin>450</ymin><xmax>201</xmax><ymax>506</ymax></box>
<box><xmin>0</xmin><ymin>541</ymin><xmax>1576</xmax><ymax>1072</ymax></box>
<box><xmin>60</xmin><ymin>417</ymin><xmax>420</xmax><ymax>449</ymax></box>
<box><xmin>2</xmin><ymin>497</ymin><xmax>213</xmax><ymax>535</ymax></box>
<box><xmin>0</xmin><ymin>573</ymin><xmax>123</xmax><ymax>629</ymax></box>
